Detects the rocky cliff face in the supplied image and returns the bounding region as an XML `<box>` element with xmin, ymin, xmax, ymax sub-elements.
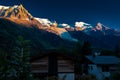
<box><xmin>0</xmin><ymin>4</ymin><xmax>74</xmax><ymax>41</ymax></box>
<box><xmin>0</xmin><ymin>4</ymin><xmax>33</xmax><ymax>20</ymax></box>
<box><xmin>0</xmin><ymin>4</ymin><xmax>120</xmax><ymax>50</ymax></box>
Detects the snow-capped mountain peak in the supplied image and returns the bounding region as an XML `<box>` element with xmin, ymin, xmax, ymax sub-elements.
<box><xmin>59</xmin><ymin>23</ymin><xmax>71</xmax><ymax>28</ymax></box>
<box><xmin>0</xmin><ymin>4</ymin><xmax>33</xmax><ymax>20</ymax></box>
<box><xmin>0</xmin><ymin>5</ymin><xmax>10</xmax><ymax>9</ymax></box>
<box><xmin>95</xmin><ymin>22</ymin><xmax>103</xmax><ymax>30</ymax></box>
<box><xmin>95</xmin><ymin>22</ymin><xmax>110</xmax><ymax>31</ymax></box>
<box><xmin>75</xmin><ymin>22</ymin><xmax>93</xmax><ymax>31</ymax></box>
<box><xmin>35</xmin><ymin>18</ymin><xmax>52</xmax><ymax>26</ymax></box>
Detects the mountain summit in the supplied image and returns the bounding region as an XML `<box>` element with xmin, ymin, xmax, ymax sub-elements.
<box><xmin>0</xmin><ymin>4</ymin><xmax>120</xmax><ymax>50</ymax></box>
<box><xmin>95</xmin><ymin>22</ymin><xmax>110</xmax><ymax>31</ymax></box>
<box><xmin>0</xmin><ymin>4</ymin><xmax>33</xmax><ymax>20</ymax></box>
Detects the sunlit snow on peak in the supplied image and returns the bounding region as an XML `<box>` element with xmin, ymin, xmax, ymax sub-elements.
<box><xmin>75</xmin><ymin>22</ymin><xmax>92</xmax><ymax>28</ymax></box>
<box><xmin>35</xmin><ymin>18</ymin><xmax>52</xmax><ymax>26</ymax></box>
<box><xmin>59</xmin><ymin>23</ymin><xmax>71</xmax><ymax>28</ymax></box>
<box><xmin>0</xmin><ymin>5</ymin><xmax>10</xmax><ymax>9</ymax></box>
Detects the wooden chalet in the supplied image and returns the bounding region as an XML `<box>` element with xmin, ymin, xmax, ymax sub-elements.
<box><xmin>30</xmin><ymin>50</ymin><xmax>76</xmax><ymax>80</ymax></box>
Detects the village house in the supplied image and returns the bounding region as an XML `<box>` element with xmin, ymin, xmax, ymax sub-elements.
<box><xmin>30</xmin><ymin>50</ymin><xmax>76</xmax><ymax>80</ymax></box>
<box><xmin>30</xmin><ymin>50</ymin><xmax>120</xmax><ymax>80</ymax></box>
<box><xmin>85</xmin><ymin>55</ymin><xmax>120</xmax><ymax>80</ymax></box>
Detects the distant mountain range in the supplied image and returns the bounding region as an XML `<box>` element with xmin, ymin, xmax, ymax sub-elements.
<box><xmin>0</xmin><ymin>4</ymin><xmax>120</xmax><ymax>54</ymax></box>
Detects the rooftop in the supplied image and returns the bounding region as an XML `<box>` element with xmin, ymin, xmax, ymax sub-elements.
<box><xmin>86</xmin><ymin>56</ymin><xmax>120</xmax><ymax>65</ymax></box>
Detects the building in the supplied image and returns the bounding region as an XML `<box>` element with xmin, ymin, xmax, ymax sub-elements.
<box><xmin>85</xmin><ymin>56</ymin><xmax>120</xmax><ymax>80</ymax></box>
<box><xmin>30</xmin><ymin>51</ymin><xmax>75</xmax><ymax>80</ymax></box>
<box><xmin>30</xmin><ymin>50</ymin><xmax>120</xmax><ymax>80</ymax></box>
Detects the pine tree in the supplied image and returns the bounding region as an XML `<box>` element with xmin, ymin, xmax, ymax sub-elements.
<box><xmin>0</xmin><ymin>48</ymin><xmax>8</xmax><ymax>80</ymax></box>
<box><xmin>11</xmin><ymin>36</ymin><xmax>33</xmax><ymax>80</ymax></box>
<box><xmin>0</xmin><ymin>48</ymin><xmax>16</xmax><ymax>80</ymax></box>
<box><xmin>0</xmin><ymin>36</ymin><xmax>34</xmax><ymax>80</ymax></box>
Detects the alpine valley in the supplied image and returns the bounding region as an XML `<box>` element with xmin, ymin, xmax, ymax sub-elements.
<box><xmin>0</xmin><ymin>4</ymin><xmax>120</xmax><ymax>54</ymax></box>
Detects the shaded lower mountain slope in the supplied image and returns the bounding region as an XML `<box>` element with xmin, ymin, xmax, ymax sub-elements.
<box><xmin>0</xmin><ymin>18</ymin><xmax>76</xmax><ymax>55</ymax></box>
<box><xmin>68</xmin><ymin>31</ymin><xmax>111</xmax><ymax>49</ymax></box>
<box><xmin>90</xmin><ymin>30</ymin><xmax>120</xmax><ymax>49</ymax></box>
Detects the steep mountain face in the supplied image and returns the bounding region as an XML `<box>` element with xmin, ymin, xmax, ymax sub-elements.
<box><xmin>0</xmin><ymin>17</ymin><xmax>77</xmax><ymax>55</ymax></box>
<box><xmin>63</xmin><ymin>22</ymin><xmax>120</xmax><ymax>49</ymax></box>
<box><xmin>0</xmin><ymin>4</ymin><xmax>77</xmax><ymax>42</ymax></box>
<box><xmin>0</xmin><ymin>4</ymin><xmax>33</xmax><ymax>20</ymax></box>
<box><xmin>75</xmin><ymin>22</ymin><xmax>93</xmax><ymax>31</ymax></box>
<box><xmin>89</xmin><ymin>23</ymin><xmax>120</xmax><ymax>49</ymax></box>
<box><xmin>91</xmin><ymin>23</ymin><xmax>115</xmax><ymax>35</ymax></box>
<box><xmin>0</xmin><ymin>5</ymin><xmax>77</xmax><ymax>54</ymax></box>
<box><xmin>0</xmin><ymin>4</ymin><xmax>120</xmax><ymax>52</ymax></box>
<box><xmin>90</xmin><ymin>22</ymin><xmax>120</xmax><ymax>36</ymax></box>
<box><xmin>35</xmin><ymin>18</ymin><xmax>78</xmax><ymax>41</ymax></box>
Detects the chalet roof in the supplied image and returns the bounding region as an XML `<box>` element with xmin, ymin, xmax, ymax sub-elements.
<box><xmin>30</xmin><ymin>49</ymin><xmax>75</xmax><ymax>62</ymax></box>
<box><xmin>30</xmin><ymin>50</ymin><xmax>94</xmax><ymax>64</ymax></box>
<box><xmin>86</xmin><ymin>56</ymin><xmax>120</xmax><ymax>65</ymax></box>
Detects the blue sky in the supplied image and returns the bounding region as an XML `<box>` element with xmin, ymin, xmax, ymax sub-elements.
<box><xmin>1</xmin><ymin>0</ymin><xmax>120</xmax><ymax>29</ymax></box>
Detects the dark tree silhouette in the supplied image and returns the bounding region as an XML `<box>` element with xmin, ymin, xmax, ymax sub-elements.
<box><xmin>0</xmin><ymin>36</ymin><xmax>34</xmax><ymax>80</ymax></box>
<box><xmin>81</xmin><ymin>41</ymin><xmax>92</xmax><ymax>55</ymax></box>
<box><xmin>11</xmin><ymin>36</ymin><xmax>34</xmax><ymax>80</ymax></box>
<box><xmin>115</xmin><ymin>45</ymin><xmax>120</xmax><ymax>57</ymax></box>
<box><xmin>73</xmin><ymin>42</ymin><xmax>83</xmax><ymax>78</ymax></box>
